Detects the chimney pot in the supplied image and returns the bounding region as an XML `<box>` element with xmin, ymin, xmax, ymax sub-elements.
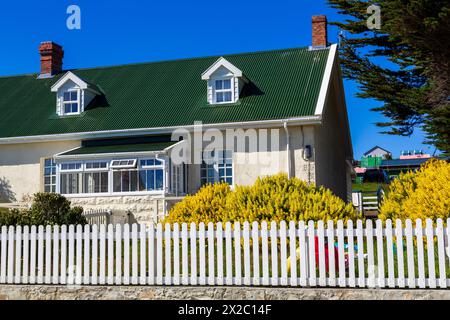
<box><xmin>38</xmin><ymin>41</ymin><xmax>64</xmax><ymax>78</ymax></box>
<box><xmin>312</xmin><ymin>15</ymin><xmax>328</xmax><ymax>48</ymax></box>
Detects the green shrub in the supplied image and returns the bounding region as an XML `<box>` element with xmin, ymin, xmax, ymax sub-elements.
<box><xmin>164</xmin><ymin>173</ymin><xmax>359</xmax><ymax>225</ymax></box>
<box><xmin>0</xmin><ymin>193</ymin><xmax>87</xmax><ymax>226</ymax></box>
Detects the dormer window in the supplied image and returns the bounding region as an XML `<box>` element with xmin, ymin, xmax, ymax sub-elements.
<box><xmin>63</xmin><ymin>90</ymin><xmax>80</xmax><ymax>115</ymax></box>
<box><xmin>202</xmin><ymin>57</ymin><xmax>246</xmax><ymax>105</ymax></box>
<box><xmin>51</xmin><ymin>71</ymin><xmax>101</xmax><ymax>117</ymax></box>
<box><xmin>214</xmin><ymin>78</ymin><xmax>233</xmax><ymax>103</ymax></box>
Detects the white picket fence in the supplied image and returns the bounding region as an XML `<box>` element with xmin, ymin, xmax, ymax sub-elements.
<box><xmin>0</xmin><ymin>219</ymin><xmax>449</xmax><ymax>288</ymax></box>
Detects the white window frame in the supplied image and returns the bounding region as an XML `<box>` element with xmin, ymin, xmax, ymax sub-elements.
<box><xmin>62</xmin><ymin>89</ymin><xmax>81</xmax><ymax>115</ymax></box>
<box><xmin>213</xmin><ymin>77</ymin><xmax>234</xmax><ymax>104</ymax></box>
<box><xmin>84</xmin><ymin>160</ymin><xmax>109</xmax><ymax>171</ymax></box>
<box><xmin>140</xmin><ymin>158</ymin><xmax>163</xmax><ymax>169</ymax></box>
<box><xmin>201</xmin><ymin>149</ymin><xmax>233</xmax><ymax>186</ymax></box>
<box><xmin>59</xmin><ymin>162</ymin><xmax>83</xmax><ymax>172</ymax></box>
<box><xmin>170</xmin><ymin>161</ymin><xmax>186</xmax><ymax>196</ymax></box>
<box><xmin>110</xmin><ymin>159</ymin><xmax>137</xmax><ymax>169</ymax></box>
<box><xmin>43</xmin><ymin>158</ymin><xmax>57</xmax><ymax>193</ymax></box>
<box><xmin>57</xmin><ymin>156</ymin><xmax>168</xmax><ymax>197</ymax></box>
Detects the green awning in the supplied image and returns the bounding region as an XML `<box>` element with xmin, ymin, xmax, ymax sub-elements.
<box><xmin>56</xmin><ymin>136</ymin><xmax>179</xmax><ymax>157</ymax></box>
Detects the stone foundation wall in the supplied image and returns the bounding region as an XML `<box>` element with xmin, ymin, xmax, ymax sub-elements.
<box><xmin>0</xmin><ymin>285</ymin><xmax>449</xmax><ymax>300</ymax></box>
<box><xmin>69</xmin><ymin>195</ymin><xmax>178</xmax><ymax>225</ymax></box>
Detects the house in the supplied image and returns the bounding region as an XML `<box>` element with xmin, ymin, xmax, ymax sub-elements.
<box><xmin>363</xmin><ymin>146</ymin><xmax>392</xmax><ymax>159</ymax></box>
<box><xmin>355</xmin><ymin>146</ymin><xmax>392</xmax><ymax>180</ymax></box>
<box><xmin>0</xmin><ymin>15</ymin><xmax>353</xmax><ymax>224</ymax></box>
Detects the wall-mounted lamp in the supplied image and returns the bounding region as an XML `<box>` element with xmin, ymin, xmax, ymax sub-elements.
<box><xmin>303</xmin><ymin>145</ymin><xmax>312</xmax><ymax>160</ymax></box>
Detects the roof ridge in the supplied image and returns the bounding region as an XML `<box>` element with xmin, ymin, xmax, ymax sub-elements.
<box><xmin>68</xmin><ymin>46</ymin><xmax>315</xmax><ymax>72</ymax></box>
<box><xmin>0</xmin><ymin>45</ymin><xmax>329</xmax><ymax>79</ymax></box>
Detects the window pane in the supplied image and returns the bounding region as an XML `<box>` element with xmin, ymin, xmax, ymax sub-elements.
<box><xmin>147</xmin><ymin>170</ymin><xmax>154</xmax><ymax>190</ymax></box>
<box><xmin>71</xmin><ymin>103</ymin><xmax>78</xmax><ymax>113</ymax></box>
<box><xmin>100</xmin><ymin>172</ymin><xmax>108</xmax><ymax>192</ymax></box>
<box><xmin>121</xmin><ymin>171</ymin><xmax>130</xmax><ymax>192</ymax></box>
<box><xmin>60</xmin><ymin>172</ymin><xmax>81</xmax><ymax>194</ymax></box>
<box><xmin>215</xmin><ymin>80</ymin><xmax>223</xmax><ymax>90</ymax></box>
<box><xmin>155</xmin><ymin>170</ymin><xmax>163</xmax><ymax>190</ymax></box>
<box><xmin>224</xmin><ymin>92</ymin><xmax>232</xmax><ymax>102</ymax></box>
<box><xmin>223</xmin><ymin>79</ymin><xmax>231</xmax><ymax>89</ymax></box>
<box><xmin>63</xmin><ymin>92</ymin><xmax>71</xmax><ymax>101</ymax></box>
<box><xmin>216</xmin><ymin>92</ymin><xmax>224</xmax><ymax>103</ymax></box>
<box><xmin>64</xmin><ymin>104</ymin><xmax>72</xmax><ymax>114</ymax></box>
<box><xmin>113</xmin><ymin>171</ymin><xmax>121</xmax><ymax>192</ymax></box>
<box><xmin>130</xmin><ymin>170</ymin><xmax>138</xmax><ymax>192</ymax></box>
<box><xmin>44</xmin><ymin>159</ymin><xmax>52</xmax><ymax>167</ymax></box>
<box><xmin>139</xmin><ymin>171</ymin><xmax>147</xmax><ymax>191</ymax></box>
<box><xmin>70</xmin><ymin>91</ymin><xmax>78</xmax><ymax>101</ymax></box>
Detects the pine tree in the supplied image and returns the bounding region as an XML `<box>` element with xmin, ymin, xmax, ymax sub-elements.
<box><xmin>327</xmin><ymin>0</ymin><xmax>450</xmax><ymax>153</ymax></box>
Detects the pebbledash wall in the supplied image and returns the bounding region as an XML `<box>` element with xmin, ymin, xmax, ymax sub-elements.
<box><xmin>1</xmin><ymin>285</ymin><xmax>450</xmax><ymax>300</ymax></box>
<box><xmin>0</xmin><ymin>123</ymin><xmax>351</xmax><ymax>224</ymax></box>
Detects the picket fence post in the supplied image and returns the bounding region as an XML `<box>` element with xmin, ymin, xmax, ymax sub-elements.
<box><xmin>234</xmin><ymin>222</ymin><xmax>241</xmax><ymax>286</ymax></box>
<box><xmin>0</xmin><ymin>226</ymin><xmax>7</xmax><ymax>283</ymax></box>
<box><xmin>207</xmin><ymin>222</ymin><xmax>215</xmax><ymax>286</ymax></box>
<box><xmin>243</xmin><ymin>221</ymin><xmax>251</xmax><ymax>286</ymax></box>
<box><xmin>173</xmin><ymin>223</ymin><xmax>180</xmax><ymax>285</ymax></box>
<box><xmin>395</xmin><ymin>220</ymin><xmax>405</xmax><ymax>288</ymax></box>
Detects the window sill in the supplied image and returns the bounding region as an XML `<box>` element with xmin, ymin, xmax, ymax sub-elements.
<box><xmin>62</xmin><ymin>191</ymin><xmax>166</xmax><ymax>198</ymax></box>
<box><xmin>48</xmin><ymin>112</ymin><xmax>86</xmax><ymax>120</ymax></box>
<box><xmin>202</xmin><ymin>100</ymin><xmax>241</xmax><ymax>108</ymax></box>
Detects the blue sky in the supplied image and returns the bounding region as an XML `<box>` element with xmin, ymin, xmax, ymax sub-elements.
<box><xmin>0</xmin><ymin>0</ymin><xmax>434</xmax><ymax>158</ymax></box>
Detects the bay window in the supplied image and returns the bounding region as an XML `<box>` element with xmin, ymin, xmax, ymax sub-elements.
<box><xmin>58</xmin><ymin>157</ymin><xmax>167</xmax><ymax>195</ymax></box>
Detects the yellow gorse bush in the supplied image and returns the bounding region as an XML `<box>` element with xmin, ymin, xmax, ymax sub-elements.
<box><xmin>379</xmin><ymin>159</ymin><xmax>450</xmax><ymax>224</ymax></box>
<box><xmin>163</xmin><ymin>173</ymin><xmax>359</xmax><ymax>225</ymax></box>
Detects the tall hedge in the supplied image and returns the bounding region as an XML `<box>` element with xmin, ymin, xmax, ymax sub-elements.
<box><xmin>164</xmin><ymin>174</ymin><xmax>359</xmax><ymax>224</ymax></box>
<box><xmin>379</xmin><ymin>159</ymin><xmax>450</xmax><ymax>223</ymax></box>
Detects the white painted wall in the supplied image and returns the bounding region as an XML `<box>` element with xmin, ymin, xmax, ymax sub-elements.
<box><xmin>0</xmin><ymin>140</ymin><xmax>80</xmax><ymax>202</ymax></box>
<box><xmin>313</xmin><ymin>64</ymin><xmax>353</xmax><ymax>201</ymax></box>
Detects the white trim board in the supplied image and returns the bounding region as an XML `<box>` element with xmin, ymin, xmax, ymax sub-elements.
<box><xmin>314</xmin><ymin>44</ymin><xmax>337</xmax><ymax>116</ymax></box>
<box><xmin>51</xmin><ymin>71</ymin><xmax>101</xmax><ymax>95</ymax></box>
<box><xmin>0</xmin><ymin>116</ymin><xmax>322</xmax><ymax>145</ymax></box>
<box><xmin>201</xmin><ymin>57</ymin><xmax>243</xmax><ymax>80</ymax></box>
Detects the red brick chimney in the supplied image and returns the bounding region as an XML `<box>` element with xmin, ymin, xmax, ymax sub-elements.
<box><xmin>312</xmin><ymin>15</ymin><xmax>328</xmax><ymax>48</ymax></box>
<box><xmin>38</xmin><ymin>41</ymin><xmax>64</xmax><ymax>77</ymax></box>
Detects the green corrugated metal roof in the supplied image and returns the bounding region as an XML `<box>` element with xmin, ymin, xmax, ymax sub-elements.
<box><xmin>0</xmin><ymin>47</ymin><xmax>330</xmax><ymax>139</ymax></box>
<box><xmin>60</xmin><ymin>141</ymin><xmax>177</xmax><ymax>156</ymax></box>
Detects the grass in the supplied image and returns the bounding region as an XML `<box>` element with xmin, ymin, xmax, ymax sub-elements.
<box><xmin>352</xmin><ymin>182</ymin><xmax>389</xmax><ymax>193</ymax></box>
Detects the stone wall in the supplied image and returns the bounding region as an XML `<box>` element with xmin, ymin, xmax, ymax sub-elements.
<box><xmin>0</xmin><ymin>285</ymin><xmax>449</xmax><ymax>300</ymax></box>
<box><xmin>69</xmin><ymin>195</ymin><xmax>169</xmax><ymax>224</ymax></box>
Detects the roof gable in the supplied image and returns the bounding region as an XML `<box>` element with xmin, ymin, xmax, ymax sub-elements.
<box><xmin>201</xmin><ymin>57</ymin><xmax>243</xmax><ymax>80</ymax></box>
<box><xmin>363</xmin><ymin>145</ymin><xmax>391</xmax><ymax>156</ymax></box>
<box><xmin>51</xmin><ymin>71</ymin><xmax>101</xmax><ymax>95</ymax></box>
